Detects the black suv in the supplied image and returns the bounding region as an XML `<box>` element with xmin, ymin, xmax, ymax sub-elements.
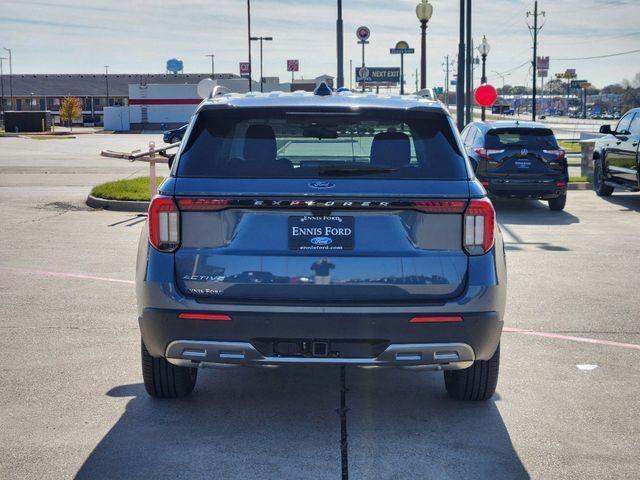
<box><xmin>462</xmin><ymin>121</ymin><xmax>568</xmax><ymax>210</ymax></box>
<box><xmin>593</xmin><ymin>107</ymin><xmax>640</xmax><ymax>196</ymax></box>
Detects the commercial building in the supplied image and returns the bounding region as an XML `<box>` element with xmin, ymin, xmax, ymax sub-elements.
<box><xmin>0</xmin><ymin>73</ymin><xmax>336</xmax><ymax>130</ymax></box>
<box><xmin>0</xmin><ymin>73</ymin><xmax>239</xmax><ymax>126</ymax></box>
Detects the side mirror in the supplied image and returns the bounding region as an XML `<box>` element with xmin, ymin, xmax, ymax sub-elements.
<box><xmin>599</xmin><ymin>124</ymin><xmax>612</xmax><ymax>134</ymax></box>
<box><xmin>167</xmin><ymin>154</ymin><xmax>175</xmax><ymax>169</ymax></box>
<box><xmin>469</xmin><ymin>157</ymin><xmax>478</xmax><ymax>172</ymax></box>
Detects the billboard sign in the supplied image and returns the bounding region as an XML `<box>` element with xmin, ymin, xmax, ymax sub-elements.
<box><xmin>287</xmin><ymin>59</ymin><xmax>299</xmax><ymax>72</ymax></box>
<box><xmin>356</xmin><ymin>67</ymin><xmax>400</xmax><ymax>84</ymax></box>
<box><xmin>570</xmin><ymin>79</ymin><xmax>587</xmax><ymax>89</ymax></box>
<box><xmin>537</xmin><ymin>69</ymin><xmax>548</xmax><ymax>78</ymax></box>
<box><xmin>536</xmin><ymin>56</ymin><xmax>550</xmax><ymax>69</ymax></box>
<box><xmin>239</xmin><ymin>62</ymin><xmax>251</xmax><ymax>79</ymax></box>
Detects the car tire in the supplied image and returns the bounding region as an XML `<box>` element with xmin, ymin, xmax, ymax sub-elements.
<box><xmin>444</xmin><ymin>344</ymin><xmax>500</xmax><ymax>401</ymax></box>
<box><xmin>593</xmin><ymin>160</ymin><xmax>614</xmax><ymax>197</ymax></box>
<box><xmin>141</xmin><ymin>338</ymin><xmax>197</xmax><ymax>398</ymax></box>
<box><xmin>548</xmin><ymin>193</ymin><xmax>567</xmax><ymax>211</ymax></box>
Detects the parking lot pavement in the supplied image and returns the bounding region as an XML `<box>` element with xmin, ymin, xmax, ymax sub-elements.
<box><xmin>1</xmin><ymin>135</ymin><xmax>639</xmax><ymax>479</ymax></box>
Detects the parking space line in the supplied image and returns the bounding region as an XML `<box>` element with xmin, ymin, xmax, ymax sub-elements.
<box><xmin>504</xmin><ymin>326</ymin><xmax>640</xmax><ymax>351</ymax></box>
<box><xmin>0</xmin><ymin>266</ymin><xmax>135</xmax><ymax>285</ymax></box>
<box><xmin>1</xmin><ymin>266</ymin><xmax>638</xmax><ymax>352</ymax></box>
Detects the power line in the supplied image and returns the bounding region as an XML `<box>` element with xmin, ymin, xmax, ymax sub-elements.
<box><xmin>555</xmin><ymin>48</ymin><xmax>640</xmax><ymax>61</ymax></box>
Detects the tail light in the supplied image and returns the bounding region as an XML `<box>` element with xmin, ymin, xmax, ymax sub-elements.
<box><xmin>148</xmin><ymin>196</ymin><xmax>179</xmax><ymax>252</ymax></box>
<box><xmin>463</xmin><ymin>198</ymin><xmax>495</xmax><ymax>255</ymax></box>
<box><xmin>474</xmin><ymin>147</ymin><xmax>504</xmax><ymax>160</ymax></box>
<box><xmin>412</xmin><ymin>200</ymin><xmax>466</xmax><ymax>213</ymax></box>
<box><xmin>543</xmin><ymin>149</ymin><xmax>565</xmax><ymax>160</ymax></box>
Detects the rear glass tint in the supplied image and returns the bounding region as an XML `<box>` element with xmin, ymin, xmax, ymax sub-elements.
<box><xmin>176</xmin><ymin>107</ymin><xmax>468</xmax><ymax>180</ymax></box>
<box><xmin>485</xmin><ymin>128</ymin><xmax>558</xmax><ymax>150</ymax></box>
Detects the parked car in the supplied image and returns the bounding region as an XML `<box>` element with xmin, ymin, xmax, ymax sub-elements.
<box><xmin>163</xmin><ymin>124</ymin><xmax>187</xmax><ymax>144</ymax></box>
<box><xmin>462</xmin><ymin>121</ymin><xmax>568</xmax><ymax>210</ymax></box>
<box><xmin>593</xmin><ymin>107</ymin><xmax>640</xmax><ymax>196</ymax></box>
<box><xmin>137</xmin><ymin>85</ymin><xmax>507</xmax><ymax>401</ymax></box>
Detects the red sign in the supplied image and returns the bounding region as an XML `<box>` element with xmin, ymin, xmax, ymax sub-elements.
<box><xmin>536</xmin><ymin>56</ymin><xmax>549</xmax><ymax>69</ymax></box>
<box><xmin>287</xmin><ymin>59</ymin><xmax>299</xmax><ymax>72</ymax></box>
<box><xmin>474</xmin><ymin>84</ymin><xmax>498</xmax><ymax>107</ymax></box>
<box><xmin>239</xmin><ymin>62</ymin><xmax>251</xmax><ymax>77</ymax></box>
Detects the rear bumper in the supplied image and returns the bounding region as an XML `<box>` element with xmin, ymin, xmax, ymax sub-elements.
<box><xmin>139</xmin><ymin>308</ymin><xmax>503</xmax><ymax>367</ymax></box>
<box><xmin>165</xmin><ymin>340</ymin><xmax>475</xmax><ymax>370</ymax></box>
<box><xmin>480</xmin><ymin>176</ymin><xmax>567</xmax><ymax>199</ymax></box>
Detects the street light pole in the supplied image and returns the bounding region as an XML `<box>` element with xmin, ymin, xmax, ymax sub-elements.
<box><xmin>456</xmin><ymin>0</ymin><xmax>466</xmax><ymax>131</ymax></box>
<box><xmin>247</xmin><ymin>0</ymin><xmax>252</xmax><ymax>92</ymax></box>
<box><xmin>492</xmin><ymin>70</ymin><xmax>509</xmax><ymax>89</ymax></box>
<box><xmin>336</xmin><ymin>0</ymin><xmax>344</xmax><ymax>88</ymax></box>
<box><xmin>464</xmin><ymin>0</ymin><xmax>472</xmax><ymax>125</ymax></box>
<box><xmin>0</xmin><ymin>57</ymin><xmax>6</xmax><ymax>115</ymax></box>
<box><xmin>478</xmin><ymin>35</ymin><xmax>490</xmax><ymax>121</ymax></box>
<box><xmin>104</xmin><ymin>65</ymin><xmax>110</xmax><ymax>107</ymax></box>
<box><xmin>416</xmin><ymin>1</ymin><xmax>433</xmax><ymax>90</ymax></box>
<box><xmin>3</xmin><ymin>48</ymin><xmax>12</xmax><ymax>109</ymax></box>
<box><xmin>205</xmin><ymin>54</ymin><xmax>215</xmax><ymax>78</ymax></box>
<box><xmin>250</xmin><ymin>36</ymin><xmax>273</xmax><ymax>93</ymax></box>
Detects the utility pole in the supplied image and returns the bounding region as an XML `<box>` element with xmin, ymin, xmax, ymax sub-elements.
<box><xmin>206</xmin><ymin>54</ymin><xmax>215</xmax><ymax>78</ymax></box>
<box><xmin>464</xmin><ymin>0</ymin><xmax>472</xmax><ymax>125</ymax></box>
<box><xmin>247</xmin><ymin>0</ymin><xmax>252</xmax><ymax>92</ymax></box>
<box><xmin>527</xmin><ymin>1</ymin><xmax>545</xmax><ymax>121</ymax></box>
<box><xmin>442</xmin><ymin>55</ymin><xmax>453</xmax><ymax>107</ymax></box>
<box><xmin>456</xmin><ymin>0</ymin><xmax>466</xmax><ymax>131</ymax></box>
<box><xmin>336</xmin><ymin>0</ymin><xmax>344</xmax><ymax>88</ymax></box>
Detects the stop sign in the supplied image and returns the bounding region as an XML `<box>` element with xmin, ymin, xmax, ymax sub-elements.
<box><xmin>474</xmin><ymin>84</ymin><xmax>498</xmax><ymax>107</ymax></box>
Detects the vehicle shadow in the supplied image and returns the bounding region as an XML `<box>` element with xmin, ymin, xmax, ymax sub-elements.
<box><xmin>600</xmin><ymin>193</ymin><xmax>640</xmax><ymax>213</ymax></box>
<box><xmin>492</xmin><ymin>198</ymin><xmax>580</xmax><ymax>226</ymax></box>
<box><xmin>75</xmin><ymin>367</ymin><xmax>528</xmax><ymax>480</ymax></box>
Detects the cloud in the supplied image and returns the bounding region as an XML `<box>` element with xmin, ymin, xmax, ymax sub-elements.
<box><xmin>1</xmin><ymin>0</ymin><xmax>639</xmax><ymax>88</ymax></box>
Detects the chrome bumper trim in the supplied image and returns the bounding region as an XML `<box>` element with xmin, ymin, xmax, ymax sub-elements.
<box><xmin>165</xmin><ymin>340</ymin><xmax>475</xmax><ymax>370</ymax></box>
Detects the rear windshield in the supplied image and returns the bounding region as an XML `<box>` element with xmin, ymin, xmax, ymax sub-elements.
<box><xmin>176</xmin><ymin>107</ymin><xmax>467</xmax><ymax>180</ymax></box>
<box><xmin>485</xmin><ymin>128</ymin><xmax>558</xmax><ymax>150</ymax></box>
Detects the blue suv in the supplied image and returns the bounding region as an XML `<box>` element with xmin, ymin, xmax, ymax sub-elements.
<box><xmin>137</xmin><ymin>86</ymin><xmax>507</xmax><ymax>400</ymax></box>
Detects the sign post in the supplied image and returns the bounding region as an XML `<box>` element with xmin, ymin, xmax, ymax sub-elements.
<box><xmin>356</xmin><ymin>26</ymin><xmax>370</xmax><ymax>92</ymax></box>
<box><xmin>390</xmin><ymin>40</ymin><xmax>415</xmax><ymax>95</ymax></box>
<box><xmin>287</xmin><ymin>59</ymin><xmax>299</xmax><ymax>83</ymax></box>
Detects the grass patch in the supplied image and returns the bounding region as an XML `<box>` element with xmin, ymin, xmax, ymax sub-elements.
<box><xmin>30</xmin><ymin>135</ymin><xmax>74</xmax><ymax>140</ymax></box>
<box><xmin>91</xmin><ymin>176</ymin><xmax>164</xmax><ymax>201</ymax></box>
<box><xmin>559</xmin><ymin>140</ymin><xmax>580</xmax><ymax>153</ymax></box>
<box><xmin>570</xmin><ymin>176</ymin><xmax>589</xmax><ymax>183</ymax></box>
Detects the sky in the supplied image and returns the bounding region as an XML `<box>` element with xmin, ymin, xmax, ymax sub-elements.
<box><xmin>1</xmin><ymin>0</ymin><xmax>639</xmax><ymax>89</ymax></box>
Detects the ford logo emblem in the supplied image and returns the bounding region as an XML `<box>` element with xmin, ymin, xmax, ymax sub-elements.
<box><xmin>309</xmin><ymin>181</ymin><xmax>335</xmax><ymax>189</ymax></box>
<box><xmin>310</xmin><ymin>236</ymin><xmax>333</xmax><ymax>246</ymax></box>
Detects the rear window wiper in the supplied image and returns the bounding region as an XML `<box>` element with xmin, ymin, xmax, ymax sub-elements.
<box><xmin>317</xmin><ymin>164</ymin><xmax>399</xmax><ymax>175</ymax></box>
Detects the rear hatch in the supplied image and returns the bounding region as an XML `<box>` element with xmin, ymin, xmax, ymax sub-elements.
<box><xmin>480</xmin><ymin>127</ymin><xmax>566</xmax><ymax>177</ymax></box>
<box><xmin>169</xmin><ymin>105</ymin><xmax>475</xmax><ymax>303</ymax></box>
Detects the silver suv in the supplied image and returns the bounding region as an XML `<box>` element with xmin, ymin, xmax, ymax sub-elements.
<box><xmin>136</xmin><ymin>86</ymin><xmax>507</xmax><ymax>401</ymax></box>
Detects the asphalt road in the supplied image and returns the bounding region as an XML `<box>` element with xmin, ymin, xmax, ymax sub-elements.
<box><xmin>1</xmin><ymin>134</ymin><xmax>639</xmax><ymax>480</ymax></box>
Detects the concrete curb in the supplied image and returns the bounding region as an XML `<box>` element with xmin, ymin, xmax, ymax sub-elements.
<box><xmin>568</xmin><ymin>182</ymin><xmax>592</xmax><ymax>191</ymax></box>
<box><xmin>86</xmin><ymin>194</ymin><xmax>148</xmax><ymax>212</ymax></box>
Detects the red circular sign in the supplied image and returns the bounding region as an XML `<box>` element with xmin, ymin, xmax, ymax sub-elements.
<box><xmin>474</xmin><ymin>84</ymin><xmax>498</xmax><ymax>107</ymax></box>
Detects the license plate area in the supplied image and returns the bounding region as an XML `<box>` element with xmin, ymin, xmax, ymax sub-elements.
<box><xmin>288</xmin><ymin>215</ymin><xmax>354</xmax><ymax>251</ymax></box>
